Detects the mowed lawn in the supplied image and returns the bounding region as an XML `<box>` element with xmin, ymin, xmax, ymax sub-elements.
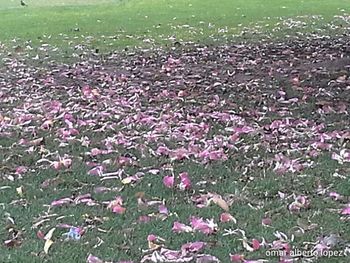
<box><xmin>1</xmin><ymin>1</ymin><xmax>350</xmax><ymax>263</ymax></box>
<box><xmin>0</xmin><ymin>0</ymin><xmax>349</xmax><ymax>51</ymax></box>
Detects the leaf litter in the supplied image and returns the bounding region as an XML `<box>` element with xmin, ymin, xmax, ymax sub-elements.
<box><xmin>0</xmin><ymin>14</ymin><xmax>350</xmax><ymax>263</ymax></box>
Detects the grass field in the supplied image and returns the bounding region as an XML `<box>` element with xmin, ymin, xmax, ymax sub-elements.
<box><xmin>1</xmin><ymin>1</ymin><xmax>350</xmax><ymax>263</ymax></box>
<box><xmin>0</xmin><ymin>0</ymin><xmax>349</xmax><ymax>53</ymax></box>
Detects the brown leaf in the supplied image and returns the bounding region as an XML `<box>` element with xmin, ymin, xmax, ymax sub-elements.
<box><xmin>212</xmin><ymin>195</ymin><xmax>229</xmax><ymax>211</ymax></box>
<box><xmin>4</xmin><ymin>238</ymin><xmax>22</xmax><ymax>248</ymax></box>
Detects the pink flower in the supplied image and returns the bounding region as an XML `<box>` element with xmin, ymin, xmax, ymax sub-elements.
<box><xmin>74</xmin><ymin>194</ymin><xmax>95</xmax><ymax>205</ymax></box>
<box><xmin>163</xmin><ymin>175</ymin><xmax>174</xmax><ymax>188</ymax></box>
<box><xmin>51</xmin><ymin>197</ymin><xmax>73</xmax><ymax>207</ymax></box>
<box><xmin>230</xmin><ymin>133</ymin><xmax>240</xmax><ymax>143</ymax></box>
<box><xmin>118</xmin><ymin>156</ymin><xmax>132</xmax><ymax>166</ymax></box>
<box><xmin>87</xmin><ymin>254</ymin><xmax>104</xmax><ymax>263</ymax></box>
<box><xmin>230</xmin><ymin>254</ymin><xmax>244</xmax><ymax>262</ymax></box>
<box><xmin>172</xmin><ymin>221</ymin><xmax>192</xmax><ymax>233</ymax></box>
<box><xmin>252</xmin><ymin>239</ymin><xmax>260</xmax><ymax>251</ymax></box>
<box><xmin>220</xmin><ymin>212</ymin><xmax>236</xmax><ymax>223</ymax></box>
<box><xmin>288</xmin><ymin>195</ymin><xmax>310</xmax><ymax>213</ymax></box>
<box><xmin>15</xmin><ymin>166</ymin><xmax>28</xmax><ymax>175</ymax></box>
<box><xmin>177</xmin><ymin>90</ymin><xmax>187</xmax><ymax>97</ymax></box>
<box><xmin>341</xmin><ymin>205</ymin><xmax>350</xmax><ymax>215</ymax></box>
<box><xmin>181</xmin><ymin>241</ymin><xmax>206</xmax><ymax>253</ymax></box>
<box><xmin>331</xmin><ymin>152</ymin><xmax>342</xmax><ymax>163</ymax></box>
<box><xmin>198</xmin><ymin>150</ymin><xmax>210</xmax><ymax>159</ymax></box>
<box><xmin>147</xmin><ymin>234</ymin><xmax>156</xmax><ymax>242</ymax></box>
<box><xmin>82</xmin><ymin>85</ymin><xmax>92</xmax><ymax>97</ymax></box>
<box><xmin>235</xmin><ymin>126</ymin><xmax>254</xmax><ymax>134</ymax></box>
<box><xmin>88</xmin><ymin>166</ymin><xmax>104</xmax><ymax>176</ymax></box>
<box><xmin>167</xmin><ymin>57</ymin><xmax>180</xmax><ymax>65</ymax></box>
<box><xmin>112</xmin><ymin>205</ymin><xmax>126</xmax><ymax>214</ymax></box>
<box><xmin>63</xmin><ymin>112</ymin><xmax>75</xmax><ymax>122</ymax></box>
<box><xmin>37</xmin><ymin>230</ymin><xmax>45</xmax><ymax>240</ymax></box>
<box><xmin>158</xmin><ymin>204</ymin><xmax>169</xmax><ymax>215</ymax></box>
<box><xmin>51</xmin><ymin>161</ymin><xmax>62</xmax><ymax>170</ymax></box>
<box><xmin>208</xmin><ymin>150</ymin><xmax>227</xmax><ymax>161</ymax></box>
<box><xmin>138</xmin><ymin>215</ymin><xmax>152</xmax><ymax>223</ymax></box>
<box><xmin>190</xmin><ymin>217</ymin><xmax>217</xmax><ymax>235</ymax></box>
<box><xmin>61</xmin><ymin>158</ymin><xmax>72</xmax><ymax>168</ymax></box>
<box><xmin>156</xmin><ymin>146</ymin><xmax>170</xmax><ymax>155</ymax></box>
<box><xmin>191</xmin><ymin>194</ymin><xmax>211</xmax><ymax>208</ymax></box>
<box><xmin>272</xmin><ymin>241</ymin><xmax>291</xmax><ymax>254</ymax></box>
<box><xmin>90</xmin><ymin>148</ymin><xmax>102</xmax><ymax>156</ymax></box>
<box><xmin>179</xmin><ymin>172</ymin><xmax>191</xmax><ymax>190</ymax></box>
<box><xmin>261</xmin><ymin>217</ymin><xmax>272</xmax><ymax>226</ymax></box>
<box><xmin>329</xmin><ymin>192</ymin><xmax>341</xmax><ymax>200</ymax></box>
<box><xmin>108</xmin><ymin>196</ymin><xmax>126</xmax><ymax>214</ymax></box>
<box><xmin>169</xmin><ymin>148</ymin><xmax>189</xmax><ymax>160</ymax></box>
<box><xmin>313</xmin><ymin>243</ymin><xmax>330</xmax><ymax>255</ymax></box>
<box><xmin>332</xmin><ymin>150</ymin><xmax>350</xmax><ymax>163</ymax></box>
<box><xmin>279</xmin><ymin>256</ymin><xmax>294</xmax><ymax>263</ymax></box>
<box><xmin>343</xmin><ymin>150</ymin><xmax>350</xmax><ymax>161</ymax></box>
<box><xmin>41</xmin><ymin>119</ymin><xmax>53</xmax><ymax>130</ymax></box>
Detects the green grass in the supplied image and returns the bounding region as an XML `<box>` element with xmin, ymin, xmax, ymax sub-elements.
<box><xmin>0</xmin><ymin>0</ymin><xmax>349</xmax><ymax>53</ymax></box>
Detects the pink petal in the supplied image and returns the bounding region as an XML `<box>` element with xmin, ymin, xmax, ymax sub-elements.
<box><xmin>288</xmin><ymin>195</ymin><xmax>310</xmax><ymax>213</ymax></box>
<box><xmin>190</xmin><ymin>217</ymin><xmax>217</xmax><ymax>235</ymax></box>
<box><xmin>261</xmin><ymin>217</ymin><xmax>272</xmax><ymax>226</ymax></box>
<box><xmin>51</xmin><ymin>197</ymin><xmax>72</xmax><ymax>207</ymax></box>
<box><xmin>122</xmin><ymin>174</ymin><xmax>142</xmax><ymax>185</ymax></box>
<box><xmin>118</xmin><ymin>156</ymin><xmax>132</xmax><ymax>166</ymax></box>
<box><xmin>329</xmin><ymin>192</ymin><xmax>341</xmax><ymax>200</ymax></box>
<box><xmin>108</xmin><ymin>196</ymin><xmax>126</xmax><ymax>214</ymax></box>
<box><xmin>172</xmin><ymin>221</ymin><xmax>192</xmax><ymax>233</ymax></box>
<box><xmin>208</xmin><ymin>150</ymin><xmax>227</xmax><ymax>161</ymax></box>
<box><xmin>158</xmin><ymin>204</ymin><xmax>169</xmax><ymax>215</ymax></box>
<box><xmin>87</xmin><ymin>254</ymin><xmax>104</xmax><ymax>263</ymax></box>
<box><xmin>220</xmin><ymin>212</ymin><xmax>236</xmax><ymax>223</ymax></box>
<box><xmin>272</xmin><ymin>241</ymin><xmax>291</xmax><ymax>254</ymax></box>
<box><xmin>181</xmin><ymin>241</ymin><xmax>206</xmax><ymax>253</ymax></box>
<box><xmin>252</xmin><ymin>239</ymin><xmax>260</xmax><ymax>251</ymax></box>
<box><xmin>313</xmin><ymin>243</ymin><xmax>330</xmax><ymax>254</ymax></box>
<box><xmin>230</xmin><ymin>254</ymin><xmax>244</xmax><ymax>262</ymax></box>
<box><xmin>147</xmin><ymin>234</ymin><xmax>156</xmax><ymax>242</ymax></box>
<box><xmin>41</xmin><ymin>119</ymin><xmax>53</xmax><ymax>130</ymax></box>
<box><xmin>235</xmin><ymin>126</ymin><xmax>254</xmax><ymax>134</ymax></box>
<box><xmin>82</xmin><ymin>85</ymin><xmax>91</xmax><ymax>96</ymax></box>
<box><xmin>90</xmin><ymin>148</ymin><xmax>102</xmax><ymax>156</ymax></box>
<box><xmin>169</xmin><ymin>148</ymin><xmax>189</xmax><ymax>160</ymax></box>
<box><xmin>163</xmin><ymin>175</ymin><xmax>174</xmax><ymax>188</ymax></box>
<box><xmin>51</xmin><ymin>161</ymin><xmax>62</xmax><ymax>170</ymax></box>
<box><xmin>179</xmin><ymin>172</ymin><xmax>191</xmax><ymax>190</ymax></box>
<box><xmin>341</xmin><ymin>206</ymin><xmax>350</xmax><ymax>215</ymax></box>
<box><xmin>138</xmin><ymin>215</ymin><xmax>152</xmax><ymax>223</ymax></box>
<box><xmin>37</xmin><ymin>230</ymin><xmax>45</xmax><ymax>240</ymax></box>
<box><xmin>112</xmin><ymin>205</ymin><xmax>126</xmax><ymax>214</ymax></box>
<box><xmin>15</xmin><ymin>166</ymin><xmax>28</xmax><ymax>175</ymax></box>
<box><xmin>61</xmin><ymin>158</ymin><xmax>72</xmax><ymax>168</ymax></box>
<box><xmin>156</xmin><ymin>146</ymin><xmax>170</xmax><ymax>155</ymax></box>
<box><xmin>88</xmin><ymin>166</ymin><xmax>104</xmax><ymax>176</ymax></box>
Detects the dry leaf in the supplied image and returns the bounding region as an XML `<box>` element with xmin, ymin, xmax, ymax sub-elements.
<box><xmin>44</xmin><ymin>239</ymin><xmax>54</xmax><ymax>254</ymax></box>
<box><xmin>242</xmin><ymin>238</ymin><xmax>254</xmax><ymax>252</ymax></box>
<box><xmin>43</xmin><ymin>227</ymin><xmax>56</xmax><ymax>254</ymax></box>
<box><xmin>44</xmin><ymin>228</ymin><xmax>56</xmax><ymax>240</ymax></box>
<box><xmin>16</xmin><ymin>186</ymin><xmax>24</xmax><ymax>197</ymax></box>
<box><xmin>212</xmin><ymin>195</ymin><xmax>229</xmax><ymax>211</ymax></box>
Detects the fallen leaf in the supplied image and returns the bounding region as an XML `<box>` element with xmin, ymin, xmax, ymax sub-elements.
<box><xmin>212</xmin><ymin>195</ymin><xmax>229</xmax><ymax>211</ymax></box>
<box><xmin>44</xmin><ymin>239</ymin><xmax>54</xmax><ymax>254</ymax></box>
